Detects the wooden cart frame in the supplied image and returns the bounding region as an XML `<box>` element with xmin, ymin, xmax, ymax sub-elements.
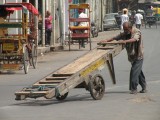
<box><xmin>0</xmin><ymin>3</ymin><xmax>38</xmax><ymax>74</ymax></box>
<box><xmin>68</xmin><ymin>4</ymin><xmax>91</xmax><ymax>51</ymax></box>
<box><xmin>15</xmin><ymin>42</ymin><xmax>124</xmax><ymax>101</ymax></box>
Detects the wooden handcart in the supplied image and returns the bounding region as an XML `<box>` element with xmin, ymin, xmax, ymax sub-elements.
<box><xmin>15</xmin><ymin>41</ymin><xmax>124</xmax><ymax>101</ymax></box>
<box><xmin>0</xmin><ymin>3</ymin><xmax>38</xmax><ymax>74</ymax></box>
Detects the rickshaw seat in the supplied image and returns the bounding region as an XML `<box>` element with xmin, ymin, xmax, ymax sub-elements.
<box><xmin>69</xmin><ymin>18</ymin><xmax>90</xmax><ymax>22</ymax></box>
<box><xmin>71</xmin><ymin>33</ymin><xmax>89</xmax><ymax>39</ymax></box>
<box><xmin>69</xmin><ymin>26</ymin><xmax>90</xmax><ymax>30</ymax></box>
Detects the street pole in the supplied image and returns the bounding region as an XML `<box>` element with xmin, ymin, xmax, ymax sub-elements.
<box><xmin>51</xmin><ymin>0</ymin><xmax>56</xmax><ymax>46</ymax></box>
<box><xmin>42</xmin><ymin>0</ymin><xmax>46</xmax><ymax>47</ymax></box>
<box><xmin>101</xmin><ymin>0</ymin><xmax>103</xmax><ymax>31</ymax></box>
<box><xmin>58</xmin><ymin>0</ymin><xmax>63</xmax><ymax>45</ymax></box>
<box><xmin>35</xmin><ymin>0</ymin><xmax>38</xmax><ymax>47</ymax></box>
<box><xmin>62</xmin><ymin>0</ymin><xmax>65</xmax><ymax>45</ymax></box>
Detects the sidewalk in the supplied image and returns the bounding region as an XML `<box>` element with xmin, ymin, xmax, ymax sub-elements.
<box><xmin>37</xmin><ymin>43</ymin><xmax>63</xmax><ymax>56</ymax></box>
<box><xmin>37</xmin><ymin>30</ymin><xmax>120</xmax><ymax>56</ymax></box>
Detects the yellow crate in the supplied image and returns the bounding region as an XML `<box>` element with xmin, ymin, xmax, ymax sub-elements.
<box><xmin>3</xmin><ymin>43</ymin><xmax>14</xmax><ymax>51</ymax></box>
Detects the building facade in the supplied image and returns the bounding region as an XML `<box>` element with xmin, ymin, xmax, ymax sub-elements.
<box><xmin>1</xmin><ymin>0</ymin><xmax>116</xmax><ymax>47</ymax></box>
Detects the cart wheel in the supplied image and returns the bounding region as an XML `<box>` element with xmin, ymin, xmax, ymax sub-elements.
<box><xmin>23</xmin><ymin>45</ymin><xmax>30</xmax><ymax>74</ymax></box>
<box><xmin>31</xmin><ymin>43</ymin><xmax>37</xmax><ymax>69</ymax></box>
<box><xmin>89</xmin><ymin>75</ymin><xmax>105</xmax><ymax>100</ymax></box>
<box><xmin>56</xmin><ymin>92</ymin><xmax>68</xmax><ymax>101</ymax></box>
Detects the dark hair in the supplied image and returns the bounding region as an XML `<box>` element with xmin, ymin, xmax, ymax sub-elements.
<box><xmin>123</xmin><ymin>21</ymin><xmax>133</xmax><ymax>28</ymax></box>
<box><xmin>46</xmin><ymin>11</ymin><xmax>51</xmax><ymax>15</ymax></box>
<box><xmin>123</xmin><ymin>10</ymin><xmax>127</xmax><ymax>14</ymax></box>
<box><xmin>128</xmin><ymin>22</ymin><xmax>133</xmax><ymax>28</ymax></box>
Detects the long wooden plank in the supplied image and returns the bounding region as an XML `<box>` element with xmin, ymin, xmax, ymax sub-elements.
<box><xmin>45</xmin><ymin>80</ymin><xmax>64</xmax><ymax>82</ymax></box>
<box><xmin>39</xmin><ymin>81</ymin><xmax>63</xmax><ymax>84</ymax></box>
<box><xmin>52</xmin><ymin>74</ymin><xmax>73</xmax><ymax>77</ymax></box>
<box><xmin>15</xmin><ymin>91</ymin><xmax>48</xmax><ymax>95</ymax></box>
<box><xmin>46</xmin><ymin>77</ymin><xmax>67</xmax><ymax>80</ymax></box>
<box><xmin>33</xmin><ymin>83</ymin><xmax>58</xmax><ymax>86</ymax></box>
<box><xmin>54</xmin><ymin>49</ymin><xmax>109</xmax><ymax>74</ymax></box>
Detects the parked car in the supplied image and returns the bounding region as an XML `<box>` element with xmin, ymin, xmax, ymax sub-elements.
<box><xmin>103</xmin><ymin>13</ymin><xmax>119</xmax><ymax>31</ymax></box>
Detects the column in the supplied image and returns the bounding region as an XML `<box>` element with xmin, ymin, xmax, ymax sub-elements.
<box><xmin>42</xmin><ymin>0</ymin><xmax>46</xmax><ymax>46</ymax></box>
<box><xmin>35</xmin><ymin>0</ymin><xmax>38</xmax><ymax>46</ymax></box>
<box><xmin>62</xmin><ymin>0</ymin><xmax>65</xmax><ymax>44</ymax></box>
<box><xmin>51</xmin><ymin>0</ymin><xmax>55</xmax><ymax>46</ymax></box>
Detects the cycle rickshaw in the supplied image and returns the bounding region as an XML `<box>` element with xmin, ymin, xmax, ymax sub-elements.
<box><xmin>144</xmin><ymin>16</ymin><xmax>157</xmax><ymax>28</ymax></box>
<box><xmin>0</xmin><ymin>3</ymin><xmax>38</xmax><ymax>74</ymax></box>
<box><xmin>68</xmin><ymin>4</ymin><xmax>91</xmax><ymax>51</ymax></box>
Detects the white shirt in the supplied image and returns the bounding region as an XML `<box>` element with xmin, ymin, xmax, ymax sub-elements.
<box><xmin>134</xmin><ymin>13</ymin><xmax>143</xmax><ymax>24</ymax></box>
<box><xmin>78</xmin><ymin>12</ymin><xmax>88</xmax><ymax>26</ymax></box>
<box><xmin>121</xmin><ymin>14</ymin><xmax>129</xmax><ymax>25</ymax></box>
<box><xmin>121</xmin><ymin>14</ymin><xmax>129</xmax><ymax>30</ymax></box>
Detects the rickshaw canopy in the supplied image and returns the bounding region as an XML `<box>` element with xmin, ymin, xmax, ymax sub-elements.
<box><xmin>0</xmin><ymin>3</ymin><xmax>39</xmax><ymax>15</ymax></box>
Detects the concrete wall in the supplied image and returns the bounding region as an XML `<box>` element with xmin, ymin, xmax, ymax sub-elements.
<box><xmin>0</xmin><ymin>0</ymin><xmax>114</xmax><ymax>45</ymax></box>
<box><xmin>0</xmin><ymin>0</ymin><xmax>4</xmax><ymax>4</ymax></box>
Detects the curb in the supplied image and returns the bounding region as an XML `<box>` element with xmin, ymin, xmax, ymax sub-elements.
<box><xmin>37</xmin><ymin>45</ymin><xmax>64</xmax><ymax>56</ymax></box>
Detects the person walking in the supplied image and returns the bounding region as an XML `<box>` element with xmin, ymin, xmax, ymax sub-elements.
<box><xmin>45</xmin><ymin>11</ymin><xmax>52</xmax><ymax>46</ymax></box>
<box><xmin>134</xmin><ymin>11</ymin><xmax>143</xmax><ymax>29</ymax></box>
<box><xmin>100</xmin><ymin>22</ymin><xmax>147</xmax><ymax>94</ymax></box>
<box><xmin>121</xmin><ymin>9</ymin><xmax>129</xmax><ymax>30</ymax></box>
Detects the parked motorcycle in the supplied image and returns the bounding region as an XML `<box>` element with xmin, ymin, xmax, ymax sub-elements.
<box><xmin>91</xmin><ymin>22</ymin><xmax>98</xmax><ymax>38</ymax></box>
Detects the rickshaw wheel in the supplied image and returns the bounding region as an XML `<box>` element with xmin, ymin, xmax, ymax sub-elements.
<box><xmin>89</xmin><ymin>75</ymin><xmax>105</xmax><ymax>100</ymax></box>
<box><xmin>31</xmin><ymin>43</ymin><xmax>37</xmax><ymax>69</ymax></box>
<box><xmin>23</xmin><ymin>45</ymin><xmax>30</xmax><ymax>74</ymax></box>
<box><xmin>56</xmin><ymin>92</ymin><xmax>68</xmax><ymax>101</ymax></box>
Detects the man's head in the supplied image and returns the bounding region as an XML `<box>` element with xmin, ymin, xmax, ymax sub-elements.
<box><xmin>123</xmin><ymin>8</ymin><xmax>128</xmax><ymax>14</ymax></box>
<box><xmin>78</xmin><ymin>8</ymin><xmax>84</xmax><ymax>14</ymax></box>
<box><xmin>123</xmin><ymin>22</ymin><xmax>133</xmax><ymax>34</ymax></box>
<box><xmin>123</xmin><ymin>10</ymin><xmax>127</xmax><ymax>14</ymax></box>
<box><xmin>45</xmin><ymin>11</ymin><xmax>51</xmax><ymax>17</ymax></box>
<box><xmin>136</xmin><ymin>10</ymin><xmax>140</xmax><ymax>14</ymax></box>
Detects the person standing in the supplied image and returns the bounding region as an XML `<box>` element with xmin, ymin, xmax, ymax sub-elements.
<box><xmin>146</xmin><ymin>6</ymin><xmax>154</xmax><ymax>17</ymax></box>
<box><xmin>77</xmin><ymin>8</ymin><xmax>88</xmax><ymax>48</ymax></box>
<box><xmin>121</xmin><ymin>9</ymin><xmax>129</xmax><ymax>30</ymax></box>
<box><xmin>100</xmin><ymin>22</ymin><xmax>147</xmax><ymax>94</ymax></box>
<box><xmin>134</xmin><ymin>11</ymin><xmax>143</xmax><ymax>29</ymax></box>
<box><xmin>45</xmin><ymin>11</ymin><xmax>52</xmax><ymax>46</ymax></box>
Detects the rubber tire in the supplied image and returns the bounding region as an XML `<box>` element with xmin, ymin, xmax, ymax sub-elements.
<box><xmin>31</xmin><ymin>43</ymin><xmax>37</xmax><ymax>69</ymax></box>
<box><xmin>56</xmin><ymin>92</ymin><xmax>68</xmax><ymax>101</ymax></box>
<box><xmin>23</xmin><ymin>45</ymin><xmax>29</xmax><ymax>74</ymax></box>
<box><xmin>89</xmin><ymin>75</ymin><xmax>105</xmax><ymax>100</ymax></box>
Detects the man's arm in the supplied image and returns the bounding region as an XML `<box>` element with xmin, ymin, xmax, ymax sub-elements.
<box><xmin>106</xmin><ymin>37</ymin><xmax>114</xmax><ymax>42</ymax></box>
<box><xmin>100</xmin><ymin>37</ymin><xmax>114</xmax><ymax>43</ymax></box>
<box><xmin>119</xmin><ymin>38</ymin><xmax>136</xmax><ymax>44</ymax></box>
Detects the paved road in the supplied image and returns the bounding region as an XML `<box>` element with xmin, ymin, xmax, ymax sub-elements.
<box><xmin>0</xmin><ymin>26</ymin><xmax>160</xmax><ymax>120</ymax></box>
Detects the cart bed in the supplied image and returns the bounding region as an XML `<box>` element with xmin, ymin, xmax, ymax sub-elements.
<box><xmin>15</xmin><ymin>42</ymin><xmax>124</xmax><ymax>100</ymax></box>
